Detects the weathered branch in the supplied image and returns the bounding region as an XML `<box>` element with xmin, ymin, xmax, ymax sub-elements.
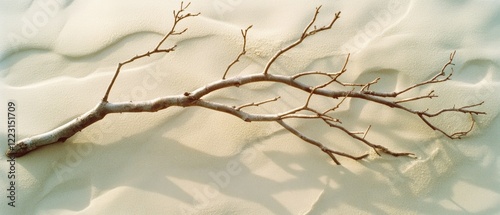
<box><xmin>6</xmin><ymin>3</ymin><xmax>486</xmax><ymax>166</ymax></box>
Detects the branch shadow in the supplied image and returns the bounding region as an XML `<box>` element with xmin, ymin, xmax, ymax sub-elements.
<box><xmin>12</xmin><ymin>109</ymin><xmax>500</xmax><ymax>214</ymax></box>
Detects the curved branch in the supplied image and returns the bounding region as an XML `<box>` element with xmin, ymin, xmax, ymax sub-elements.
<box><xmin>6</xmin><ymin>3</ymin><xmax>486</xmax><ymax>167</ymax></box>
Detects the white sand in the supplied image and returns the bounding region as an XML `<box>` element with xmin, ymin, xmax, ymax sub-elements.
<box><xmin>1</xmin><ymin>0</ymin><xmax>500</xmax><ymax>214</ymax></box>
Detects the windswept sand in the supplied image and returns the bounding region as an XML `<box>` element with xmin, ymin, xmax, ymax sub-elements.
<box><xmin>1</xmin><ymin>0</ymin><xmax>500</xmax><ymax>214</ymax></box>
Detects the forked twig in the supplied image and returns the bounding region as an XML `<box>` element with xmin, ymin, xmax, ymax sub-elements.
<box><xmin>7</xmin><ymin>3</ymin><xmax>485</xmax><ymax>167</ymax></box>
<box><xmin>395</xmin><ymin>51</ymin><xmax>456</xmax><ymax>96</ymax></box>
<box><xmin>102</xmin><ymin>2</ymin><xmax>200</xmax><ymax>102</ymax></box>
<box><xmin>223</xmin><ymin>25</ymin><xmax>253</xmax><ymax>80</ymax></box>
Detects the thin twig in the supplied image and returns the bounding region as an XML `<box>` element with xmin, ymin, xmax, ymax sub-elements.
<box><xmin>395</xmin><ymin>90</ymin><xmax>437</xmax><ymax>103</ymax></box>
<box><xmin>277</xmin><ymin>120</ymin><xmax>369</xmax><ymax>165</ymax></box>
<box><xmin>7</xmin><ymin>5</ymin><xmax>485</xmax><ymax>167</ymax></box>
<box><xmin>324</xmin><ymin>120</ymin><xmax>415</xmax><ymax>157</ymax></box>
<box><xmin>362</xmin><ymin>125</ymin><xmax>371</xmax><ymax>139</ymax></box>
<box><xmin>395</xmin><ymin>51</ymin><xmax>456</xmax><ymax>96</ymax></box>
<box><xmin>292</xmin><ymin>53</ymin><xmax>350</xmax><ymax>80</ymax></box>
<box><xmin>235</xmin><ymin>96</ymin><xmax>280</xmax><ymax>110</ymax></box>
<box><xmin>263</xmin><ymin>8</ymin><xmax>341</xmax><ymax>75</ymax></box>
<box><xmin>102</xmin><ymin>2</ymin><xmax>200</xmax><ymax>102</ymax></box>
<box><xmin>323</xmin><ymin>88</ymin><xmax>353</xmax><ymax>115</ymax></box>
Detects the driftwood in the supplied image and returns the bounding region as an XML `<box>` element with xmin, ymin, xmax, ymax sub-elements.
<box><xmin>6</xmin><ymin>2</ymin><xmax>485</xmax><ymax>165</ymax></box>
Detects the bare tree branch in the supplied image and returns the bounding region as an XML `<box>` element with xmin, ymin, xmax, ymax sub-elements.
<box><xmin>6</xmin><ymin>3</ymin><xmax>486</xmax><ymax>166</ymax></box>
<box><xmin>223</xmin><ymin>25</ymin><xmax>252</xmax><ymax>80</ymax></box>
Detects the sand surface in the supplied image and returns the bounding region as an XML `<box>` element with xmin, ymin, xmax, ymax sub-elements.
<box><xmin>1</xmin><ymin>0</ymin><xmax>500</xmax><ymax>214</ymax></box>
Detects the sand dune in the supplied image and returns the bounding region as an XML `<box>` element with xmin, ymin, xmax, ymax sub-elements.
<box><xmin>1</xmin><ymin>0</ymin><xmax>499</xmax><ymax>214</ymax></box>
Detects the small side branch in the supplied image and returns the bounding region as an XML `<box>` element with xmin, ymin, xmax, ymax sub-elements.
<box><xmin>395</xmin><ymin>90</ymin><xmax>437</xmax><ymax>103</ymax></box>
<box><xmin>277</xmin><ymin>120</ymin><xmax>369</xmax><ymax>165</ymax></box>
<box><xmin>293</xmin><ymin>53</ymin><xmax>350</xmax><ymax>80</ymax></box>
<box><xmin>223</xmin><ymin>25</ymin><xmax>252</xmax><ymax>80</ymax></box>
<box><xmin>102</xmin><ymin>2</ymin><xmax>199</xmax><ymax>102</ymax></box>
<box><xmin>395</xmin><ymin>51</ymin><xmax>456</xmax><ymax>96</ymax></box>
<box><xmin>323</xmin><ymin>120</ymin><xmax>415</xmax><ymax>158</ymax></box>
<box><xmin>235</xmin><ymin>96</ymin><xmax>280</xmax><ymax>111</ymax></box>
<box><xmin>263</xmin><ymin>8</ymin><xmax>341</xmax><ymax>75</ymax></box>
<box><xmin>418</xmin><ymin>106</ymin><xmax>483</xmax><ymax>139</ymax></box>
<box><xmin>323</xmin><ymin>88</ymin><xmax>353</xmax><ymax>115</ymax></box>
